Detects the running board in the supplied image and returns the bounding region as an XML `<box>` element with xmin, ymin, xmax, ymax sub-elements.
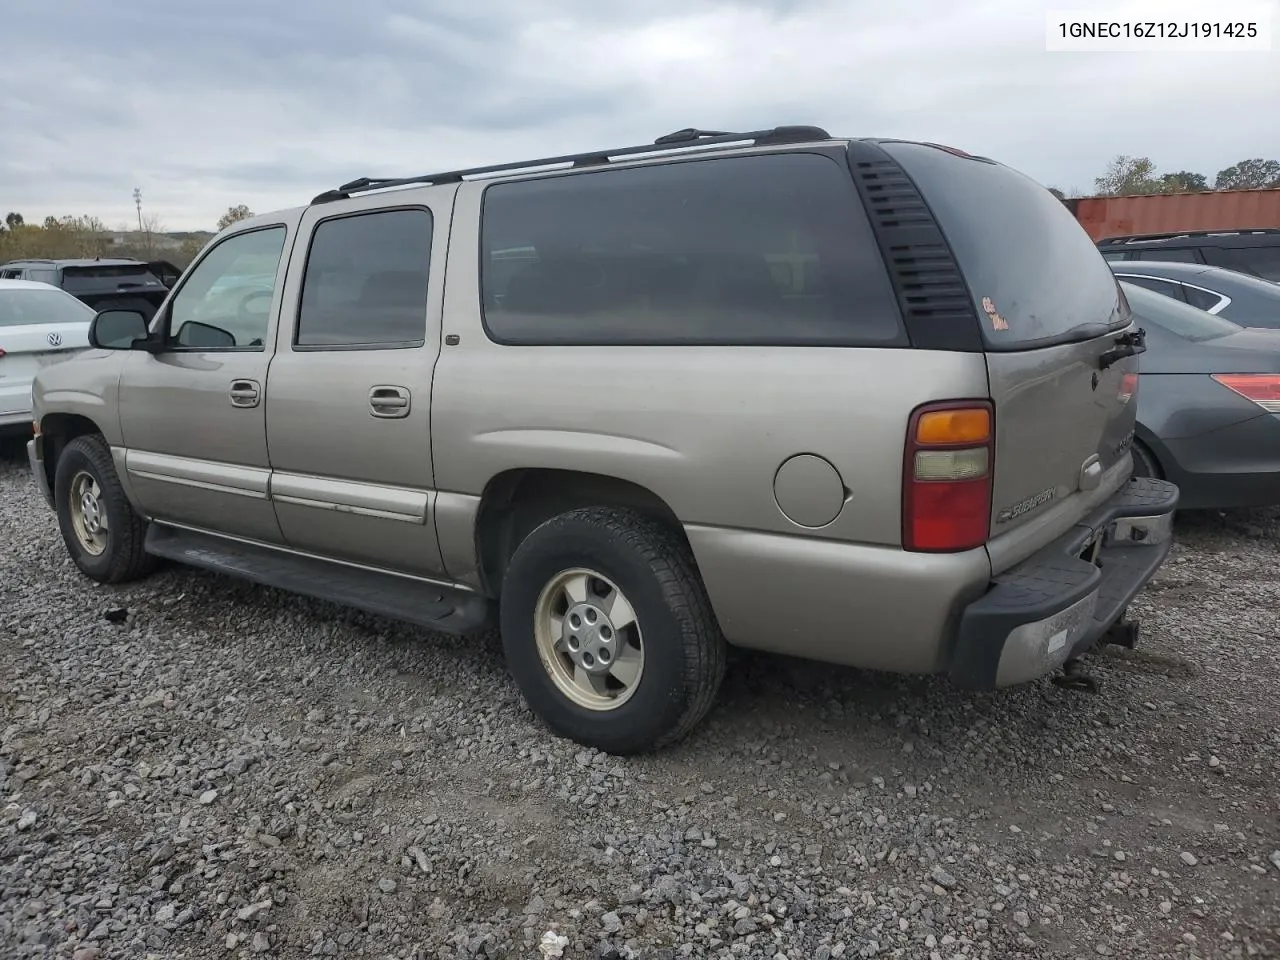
<box><xmin>144</xmin><ymin>524</ymin><xmax>494</xmax><ymax>635</ymax></box>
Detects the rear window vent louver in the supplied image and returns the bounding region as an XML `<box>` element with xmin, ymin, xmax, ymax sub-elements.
<box><xmin>848</xmin><ymin>147</ymin><xmax>982</xmax><ymax>352</ymax></box>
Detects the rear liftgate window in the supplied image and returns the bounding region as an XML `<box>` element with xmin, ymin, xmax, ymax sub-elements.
<box><xmin>60</xmin><ymin>264</ymin><xmax>163</xmax><ymax>291</ymax></box>
<box><xmin>882</xmin><ymin>141</ymin><xmax>1131</xmax><ymax>350</ymax></box>
<box><xmin>479</xmin><ymin>152</ymin><xmax>906</xmax><ymax>346</ymax></box>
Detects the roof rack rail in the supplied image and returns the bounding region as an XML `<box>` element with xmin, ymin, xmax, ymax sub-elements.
<box><xmin>311</xmin><ymin>124</ymin><xmax>832</xmax><ymax>203</ymax></box>
<box><xmin>1098</xmin><ymin>228</ymin><xmax>1280</xmax><ymax>244</ymax></box>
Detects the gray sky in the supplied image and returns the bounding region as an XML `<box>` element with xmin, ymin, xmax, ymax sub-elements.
<box><xmin>3</xmin><ymin>0</ymin><xmax>1278</xmax><ymax>231</ymax></box>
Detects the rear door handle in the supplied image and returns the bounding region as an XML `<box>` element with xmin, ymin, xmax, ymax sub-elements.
<box><xmin>369</xmin><ymin>385</ymin><xmax>411</xmax><ymax>419</ymax></box>
<box><xmin>229</xmin><ymin>379</ymin><xmax>260</xmax><ymax>408</ymax></box>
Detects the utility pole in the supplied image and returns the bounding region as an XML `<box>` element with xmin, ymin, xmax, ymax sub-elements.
<box><xmin>133</xmin><ymin>187</ymin><xmax>143</xmax><ymax>233</ymax></box>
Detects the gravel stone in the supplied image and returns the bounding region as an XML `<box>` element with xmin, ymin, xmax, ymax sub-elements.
<box><xmin>929</xmin><ymin>866</ymin><xmax>957</xmax><ymax>889</ymax></box>
<box><xmin>1</xmin><ymin>442</ymin><xmax>1278</xmax><ymax>960</ymax></box>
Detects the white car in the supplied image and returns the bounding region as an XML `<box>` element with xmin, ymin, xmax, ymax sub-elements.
<box><xmin>0</xmin><ymin>279</ymin><xmax>95</xmax><ymax>433</ymax></box>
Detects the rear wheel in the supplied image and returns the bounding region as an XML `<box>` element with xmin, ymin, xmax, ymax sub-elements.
<box><xmin>53</xmin><ymin>434</ymin><xmax>157</xmax><ymax>583</ymax></box>
<box><xmin>499</xmin><ymin>506</ymin><xmax>726</xmax><ymax>754</ymax></box>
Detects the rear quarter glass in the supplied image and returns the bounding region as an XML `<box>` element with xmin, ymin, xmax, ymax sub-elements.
<box><xmin>477</xmin><ymin>150</ymin><xmax>908</xmax><ymax>347</ymax></box>
<box><xmin>881</xmin><ymin>141</ymin><xmax>1129</xmax><ymax>349</ymax></box>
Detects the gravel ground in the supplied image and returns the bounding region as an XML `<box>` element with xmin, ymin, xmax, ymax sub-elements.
<box><xmin>2</xmin><ymin>437</ymin><xmax>1278</xmax><ymax>960</ymax></box>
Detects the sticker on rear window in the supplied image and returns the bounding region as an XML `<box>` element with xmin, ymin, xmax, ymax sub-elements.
<box><xmin>981</xmin><ymin>296</ymin><xmax>1009</xmax><ymax>331</ymax></box>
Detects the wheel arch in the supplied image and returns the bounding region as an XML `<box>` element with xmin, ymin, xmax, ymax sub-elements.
<box><xmin>1132</xmin><ymin>422</ymin><xmax>1168</xmax><ymax>479</ymax></box>
<box><xmin>473</xmin><ymin>467</ymin><xmax>691</xmax><ymax>599</ymax></box>
<box><xmin>39</xmin><ymin>412</ymin><xmax>106</xmax><ymax>493</ymax></box>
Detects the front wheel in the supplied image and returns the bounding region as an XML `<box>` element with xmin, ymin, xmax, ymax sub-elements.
<box><xmin>499</xmin><ymin>507</ymin><xmax>726</xmax><ymax>755</ymax></box>
<box><xmin>53</xmin><ymin>435</ymin><xmax>157</xmax><ymax>584</ymax></box>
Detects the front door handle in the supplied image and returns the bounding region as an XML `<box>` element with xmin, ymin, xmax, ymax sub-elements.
<box><xmin>229</xmin><ymin>379</ymin><xmax>260</xmax><ymax>409</ymax></box>
<box><xmin>369</xmin><ymin>385</ymin><xmax>411</xmax><ymax>419</ymax></box>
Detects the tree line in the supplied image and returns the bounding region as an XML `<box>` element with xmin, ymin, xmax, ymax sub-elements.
<box><xmin>0</xmin><ymin>205</ymin><xmax>255</xmax><ymax>268</ymax></box>
<box><xmin>6</xmin><ymin>155</ymin><xmax>1280</xmax><ymax>265</ymax></box>
<box><xmin>1050</xmin><ymin>155</ymin><xmax>1280</xmax><ymax>200</ymax></box>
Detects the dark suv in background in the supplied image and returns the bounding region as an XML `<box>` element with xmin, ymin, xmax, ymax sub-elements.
<box><xmin>1097</xmin><ymin>229</ymin><xmax>1280</xmax><ymax>282</ymax></box>
<box><xmin>0</xmin><ymin>257</ymin><xmax>181</xmax><ymax>320</ymax></box>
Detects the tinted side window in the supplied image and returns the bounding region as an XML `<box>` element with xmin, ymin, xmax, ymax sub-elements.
<box><xmin>1117</xmin><ymin>275</ymin><xmax>1188</xmax><ymax>302</ymax></box>
<box><xmin>1133</xmin><ymin>247</ymin><xmax>1200</xmax><ymax>263</ymax></box>
<box><xmin>296</xmin><ymin>209</ymin><xmax>433</xmax><ymax>348</ymax></box>
<box><xmin>480</xmin><ymin>153</ymin><xmax>904</xmax><ymax>346</ymax></box>
<box><xmin>1181</xmin><ymin>284</ymin><xmax>1225</xmax><ymax>311</ymax></box>
<box><xmin>1211</xmin><ymin>245</ymin><xmax>1280</xmax><ymax>282</ymax></box>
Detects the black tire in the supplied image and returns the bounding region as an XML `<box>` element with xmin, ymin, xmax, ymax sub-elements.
<box><xmin>499</xmin><ymin>506</ymin><xmax>726</xmax><ymax>755</ymax></box>
<box><xmin>53</xmin><ymin>434</ymin><xmax>157</xmax><ymax>584</ymax></box>
<box><xmin>1131</xmin><ymin>439</ymin><xmax>1161</xmax><ymax>479</ymax></box>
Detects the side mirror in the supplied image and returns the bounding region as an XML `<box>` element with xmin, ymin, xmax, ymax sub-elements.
<box><xmin>89</xmin><ymin>309</ymin><xmax>150</xmax><ymax>350</ymax></box>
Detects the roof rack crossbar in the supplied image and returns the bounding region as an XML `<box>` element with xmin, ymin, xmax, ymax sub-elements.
<box><xmin>1098</xmin><ymin>228</ymin><xmax>1280</xmax><ymax>244</ymax></box>
<box><xmin>311</xmin><ymin>125</ymin><xmax>832</xmax><ymax>203</ymax></box>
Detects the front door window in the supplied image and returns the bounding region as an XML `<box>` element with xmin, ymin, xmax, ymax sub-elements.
<box><xmin>166</xmin><ymin>227</ymin><xmax>286</xmax><ymax>349</ymax></box>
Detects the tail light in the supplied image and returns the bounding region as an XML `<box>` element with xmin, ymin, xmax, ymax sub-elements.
<box><xmin>1211</xmin><ymin>374</ymin><xmax>1280</xmax><ymax>413</ymax></box>
<box><xmin>0</xmin><ymin>348</ymin><xmax>6</xmax><ymax>358</ymax></box>
<box><xmin>903</xmin><ymin>401</ymin><xmax>995</xmax><ymax>552</ymax></box>
<box><xmin>1118</xmin><ymin>372</ymin><xmax>1139</xmax><ymax>404</ymax></box>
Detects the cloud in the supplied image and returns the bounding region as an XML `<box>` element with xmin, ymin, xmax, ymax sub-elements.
<box><xmin>2</xmin><ymin>0</ymin><xmax>1277</xmax><ymax>229</ymax></box>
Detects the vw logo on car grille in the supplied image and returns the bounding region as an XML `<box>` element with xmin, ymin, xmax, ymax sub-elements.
<box><xmin>47</xmin><ymin>332</ymin><xmax>62</xmax><ymax>347</ymax></box>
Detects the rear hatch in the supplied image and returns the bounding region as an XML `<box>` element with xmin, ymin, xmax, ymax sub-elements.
<box><xmin>881</xmin><ymin>142</ymin><xmax>1139</xmax><ymax>546</ymax></box>
<box><xmin>0</xmin><ymin>287</ymin><xmax>93</xmax><ymax>414</ymax></box>
<box><xmin>60</xmin><ymin>261</ymin><xmax>172</xmax><ymax>311</ymax></box>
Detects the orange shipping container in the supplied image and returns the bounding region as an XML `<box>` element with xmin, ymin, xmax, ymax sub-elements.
<box><xmin>1072</xmin><ymin>188</ymin><xmax>1280</xmax><ymax>241</ymax></box>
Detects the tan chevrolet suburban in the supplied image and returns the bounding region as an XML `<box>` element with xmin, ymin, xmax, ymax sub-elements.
<box><xmin>27</xmin><ymin>126</ymin><xmax>1179</xmax><ymax>754</ymax></box>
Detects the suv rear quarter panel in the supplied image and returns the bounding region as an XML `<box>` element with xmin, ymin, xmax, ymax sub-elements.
<box><xmin>431</xmin><ymin>172</ymin><xmax>993</xmax><ymax>671</ymax></box>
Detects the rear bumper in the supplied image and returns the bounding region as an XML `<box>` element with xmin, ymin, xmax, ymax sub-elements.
<box><xmin>28</xmin><ymin>435</ymin><xmax>53</xmax><ymax>509</ymax></box>
<box><xmin>950</xmin><ymin>476</ymin><xmax>1179</xmax><ymax>688</ymax></box>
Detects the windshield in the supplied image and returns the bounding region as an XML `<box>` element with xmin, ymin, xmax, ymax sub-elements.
<box><xmin>881</xmin><ymin>141</ymin><xmax>1129</xmax><ymax>350</ymax></box>
<box><xmin>0</xmin><ymin>288</ymin><xmax>95</xmax><ymax>327</ymax></box>
<box><xmin>1118</xmin><ymin>281</ymin><xmax>1243</xmax><ymax>342</ymax></box>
